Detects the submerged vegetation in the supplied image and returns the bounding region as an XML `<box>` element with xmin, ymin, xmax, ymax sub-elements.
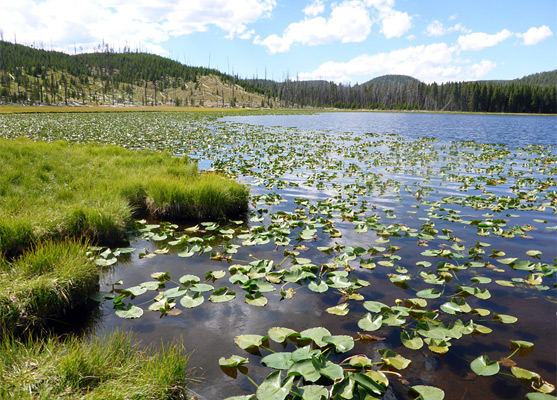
<box><xmin>0</xmin><ymin>110</ymin><xmax>555</xmax><ymax>399</ymax></box>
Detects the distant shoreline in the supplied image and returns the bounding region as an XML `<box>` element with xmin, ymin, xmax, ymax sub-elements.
<box><xmin>0</xmin><ymin>104</ymin><xmax>555</xmax><ymax>117</ymax></box>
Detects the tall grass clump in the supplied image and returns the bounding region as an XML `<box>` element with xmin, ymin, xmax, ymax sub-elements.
<box><xmin>0</xmin><ymin>240</ymin><xmax>98</xmax><ymax>332</ymax></box>
<box><xmin>0</xmin><ymin>330</ymin><xmax>190</xmax><ymax>399</ymax></box>
<box><xmin>144</xmin><ymin>174</ymin><xmax>249</xmax><ymax>220</ymax></box>
<box><xmin>0</xmin><ymin>138</ymin><xmax>248</xmax><ymax>257</ymax></box>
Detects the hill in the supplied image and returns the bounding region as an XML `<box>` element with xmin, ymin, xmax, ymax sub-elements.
<box><xmin>0</xmin><ymin>41</ymin><xmax>270</xmax><ymax>108</ymax></box>
<box><xmin>516</xmin><ymin>70</ymin><xmax>557</xmax><ymax>87</ymax></box>
<box><xmin>361</xmin><ymin>74</ymin><xmax>421</xmax><ymax>87</ymax></box>
<box><xmin>0</xmin><ymin>41</ymin><xmax>555</xmax><ymax>113</ymax></box>
<box><xmin>479</xmin><ymin>70</ymin><xmax>557</xmax><ymax>88</ymax></box>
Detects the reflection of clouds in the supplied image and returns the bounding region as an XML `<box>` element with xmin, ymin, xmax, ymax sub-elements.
<box><xmin>87</xmin><ymin>113</ymin><xmax>557</xmax><ymax>398</ymax></box>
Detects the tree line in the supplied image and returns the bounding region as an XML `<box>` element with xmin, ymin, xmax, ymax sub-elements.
<box><xmin>0</xmin><ymin>40</ymin><xmax>554</xmax><ymax>113</ymax></box>
<box><xmin>249</xmin><ymin>73</ymin><xmax>556</xmax><ymax>113</ymax></box>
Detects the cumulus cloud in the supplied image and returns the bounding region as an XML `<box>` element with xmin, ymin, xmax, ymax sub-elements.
<box><xmin>0</xmin><ymin>0</ymin><xmax>276</xmax><ymax>53</ymax></box>
<box><xmin>365</xmin><ymin>0</ymin><xmax>412</xmax><ymax>38</ymax></box>
<box><xmin>298</xmin><ymin>42</ymin><xmax>496</xmax><ymax>83</ymax></box>
<box><xmin>426</xmin><ymin>20</ymin><xmax>470</xmax><ymax>37</ymax></box>
<box><xmin>255</xmin><ymin>1</ymin><xmax>372</xmax><ymax>53</ymax></box>
<box><xmin>517</xmin><ymin>25</ymin><xmax>553</xmax><ymax>45</ymax></box>
<box><xmin>457</xmin><ymin>29</ymin><xmax>513</xmax><ymax>51</ymax></box>
<box><xmin>255</xmin><ymin>0</ymin><xmax>412</xmax><ymax>53</ymax></box>
<box><xmin>379</xmin><ymin>9</ymin><xmax>412</xmax><ymax>38</ymax></box>
<box><xmin>303</xmin><ymin>0</ymin><xmax>325</xmax><ymax>17</ymax></box>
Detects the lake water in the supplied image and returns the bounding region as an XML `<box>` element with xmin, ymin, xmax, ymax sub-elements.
<box><xmin>7</xmin><ymin>111</ymin><xmax>551</xmax><ymax>400</ymax></box>
<box><xmin>221</xmin><ymin>111</ymin><xmax>557</xmax><ymax>147</ymax></box>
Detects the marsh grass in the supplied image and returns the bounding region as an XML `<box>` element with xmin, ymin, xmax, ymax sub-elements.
<box><xmin>0</xmin><ymin>138</ymin><xmax>249</xmax><ymax>258</ymax></box>
<box><xmin>0</xmin><ymin>137</ymin><xmax>247</xmax><ymax>331</ymax></box>
<box><xmin>0</xmin><ymin>330</ymin><xmax>190</xmax><ymax>399</ymax></box>
<box><xmin>0</xmin><ymin>240</ymin><xmax>99</xmax><ymax>332</ymax></box>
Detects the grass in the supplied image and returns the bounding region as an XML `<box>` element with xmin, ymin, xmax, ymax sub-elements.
<box><xmin>0</xmin><ymin>330</ymin><xmax>191</xmax><ymax>399</ymax></box>
<box><xmin>0</xmin><ymin>138</ymin><xmax>249</xmax><ymax>258</ymax></box>
<box><xmin>0</xmin><ymin>136</ymin><xmax>246</xmax><ymax>396</ymax></box>
<box><xmin>0</xmin><ymin>240</ymin><xmax>98</xmax><ymax>332</ymax></box>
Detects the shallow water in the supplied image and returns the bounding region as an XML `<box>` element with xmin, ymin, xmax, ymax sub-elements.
<box><xmin>2</xmin><ymin>111</ymin><xmax>554</xmax><ymax>399</ymax></box>
<box><xmin>90</xmin><ymin>112</ymin><xmax>557</xmax><ymax>399</ymax></box>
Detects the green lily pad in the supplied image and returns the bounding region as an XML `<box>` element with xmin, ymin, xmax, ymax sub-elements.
<box><xmin>261</xmin><ymin>352</ymin><xmax>295</xmax><ymax>370</ymax></box>
<box><xmin>297</xmin><ymin>385</ymin><xmax>328</xmax><ymax>400</ymax></box>
<box><xmin>410</xmin><ymin>385</ymin><xmax>445</xmax><ymax>400</ymax></box>
<box><xmin>115</xmin><ymin>304</ymin><xmax>143</xmax><ymax>319</ymax></box>
<box><xmin>511</xmin><ymin>366</ymin><xmax>541</xmax><ymax>381</ymax></box>
<box><xmin>401</xmin><ymin>330</ymin><xmax>424</xmax><ymax>350</ymax></box>
<box><xmin>219</xmin><ymin>355</ymin><xmax>249</xmax><ymax>368</ymax></box>
<box><xmin>179</xmin><ymin>292</ymin><xmax>204</xmax><ymax>308</ymax></box>
<box><xmin>471</xmin><ymin>355</ymin><xmax>500</xmax><ymax>376</ymax></box>
<box><xmin>299</xmin><ymin>327</ymin><xmax>332</xmax><ymax>347</ymax></box>
<box><xmin>256</xmin><ymin>371</ymin><xmax>295</xmax><ymax>400</ymax></box>
<box><xmin>234</xmin><ymin>334</ymin><xmax>267</xmax><ymax>350</ymax></box>
<box><xmin>358</xmin><ymin>313</ymin><xmax>383</xmax><ymax>331</ymax></box>
<box><xmin>268</xmin><ymin>327</ymin><xmax>298</xmax><ymax>343</ymax></box>
<box><xmin>322</xmin><ymin>335</ymin><xmax>354</xmax><ymax>353</ymax></box>
<box><xmin>325</xmin><ymin>303</ymin><xmax>349</xmax><ymax>316</ymax></box>
<box><xmin>210</xmin><ymin>287</ymin><xmax>236</xmax><ymax>303</ymax></box>
<box><xmin>378</xmin><ymin>349</ymin><xmax>411</xmax><ymax>370</ymax></box>
<box><xmin>245</xmin><ymin>292</ymin><xmax>268</xmax><ymax>307</ymax></box>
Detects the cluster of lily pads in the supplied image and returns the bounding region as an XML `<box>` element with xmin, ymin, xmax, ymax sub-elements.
<box><xmin>0</xmin><ymin>112</ymin><xmax>555</xmax><ymax>399</ymax></box>
<box><xmin>220</xmin><ymin>326</ymin><xmax>443</xmax><ymax>400</ymax></box>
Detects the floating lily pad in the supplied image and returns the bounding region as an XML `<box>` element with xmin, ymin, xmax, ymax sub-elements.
<box><xmin>471</xmin><ymin>355</ymin><xmax>500</xmax><ymax>376</ymax></box>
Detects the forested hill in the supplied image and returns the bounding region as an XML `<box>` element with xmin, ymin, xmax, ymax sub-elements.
<box><xmin>0</xmin><ymin>40</ymin><xmax>268</xmax><ymax>107</ymax></box>
<box><xmin>0</xmin><ymin>40</ymin><xmax>555</xmax><ymax>113</ymax></box>
<box><xmin>252</xmin><ymin>71</ymin><xmax>556</xmax><ymax>113</ymax></box>
<box><xmin>361</xmin><ymin>75</ymin><xmax>420</xmax><ymax>87</ymax></box>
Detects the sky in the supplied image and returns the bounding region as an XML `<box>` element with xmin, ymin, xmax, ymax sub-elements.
<box><xmin>0</xmin><ymin>0</ymin><xmax>556</xmax><ymax>84</ymax></box>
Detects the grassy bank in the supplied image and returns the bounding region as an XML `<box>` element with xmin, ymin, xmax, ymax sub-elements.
<box><xmin>0</xmin><ymin>138</ymin><xmax>249</xmax><ymax>258</ymax></box>
<box><xmin>0</xmin><ymin>136</ymin><xmax>247</xmax><ymax>397</ymax></box>
<box><xmin>0</xmin><ymin>240</ymin><xmax>98</xmax><ymax>332</ymax></box>
<box><xmin>0</xmin><ymin>330</ymin><xmax>190</xmax><ymax>399</ymax></box>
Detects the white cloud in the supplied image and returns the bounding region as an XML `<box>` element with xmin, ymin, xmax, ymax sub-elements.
<box><xmin>303</xmin><ymin>0</ymin><xmax>325</xmax><ymax>17</ymax></box>
<box><xmin>365</xmin><ymin>0</ymin><xmax>412</xmax><ymax>38</ymax></box>
<box><xmin>517</xmin><ymin>25</ymin><xmax>553</xmax><ymax>45</ymax></box>
<box><xmin>0</xmin><ymin>0</ymin><xmax>276</xmax><ymax>53</ymax></box>
<box><xmin>426</xmin><ymin>20</ymin><xmax>470</xmax><ymax>37</ymax></box>
<box><xmin>380</xmin><ymin>9</ymin><xmax>412</xmax><ymax>38</ymax></box>
<box><xmin>299</xmin><ymin>42</ymin><xmax>497</xmax><ymax>84</ymax></box>
<box><xmin>466</xmin><ymin>59</ymin><xmax>497</xmax><ymax>79</ymax></box>
<box><xmin>255</xmin><ymin>1</ymin><xmax>372</xmax><ymax>53</ymax></box>
<box><xmin>255</xmin><ymin>0</ymin><xmax>411</xmax><ymax>53</ymax></box>
<box><xmin>457</xmin><ymin>29</ymin><xmax>513</xmax><ymax>51</ymax></box>
<box><xmin>426</xmin><ymin>20</ymin><xmax>446</xmax><ymax>37</ymax></box>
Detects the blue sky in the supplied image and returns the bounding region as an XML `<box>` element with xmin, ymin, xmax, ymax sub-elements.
<box><xmin>1</xmin><ymin>0</ymin><xmax>555</xmax><ymax>84</ymax></box>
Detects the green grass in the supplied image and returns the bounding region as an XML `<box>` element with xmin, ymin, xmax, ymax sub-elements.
<box><xmin>0</xmin><ymin>330</ymin><xmax>190</xmax><ymax>399</ymax></box>
<box><xmin>0</xmin><ymin>138</ymin><xmax>249</xmax><ymax>258</ymax></box>
<box><xmin>0</xmin><ymin>240</ymin><xmax>99</xmax><ymax>332</ymax></box>
<box><xmin>0</xmin><ymin>137</ymin><xmax>248</xmax><ymax>329</ymax></box>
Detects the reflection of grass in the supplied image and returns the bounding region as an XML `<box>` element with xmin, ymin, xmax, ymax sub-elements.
<box><xmin>0</xmin><ymin>330</ymin><xmax>190</xmax><ymax>399</ymax></box>
<box><xmin>0</xmin><ymin>138</ymin><xmax>249</xmax><ymax>257</ymax></box>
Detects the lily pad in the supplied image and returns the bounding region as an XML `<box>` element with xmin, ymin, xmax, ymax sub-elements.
<box><xmin>471</xmin><ymin>355</ymin><xmax>500</xmax><ymax>376</ymax></box>
<box><xmin>410</xmin><ymin>385</ymin><xmax>445</xmax><ymax>400</ymax></box>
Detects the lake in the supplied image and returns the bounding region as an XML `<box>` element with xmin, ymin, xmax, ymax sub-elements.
<box><xmin>221</xmin><ymin>111</ymin><xmax>557</xmax><ymax>146</ymax></box>
<box><xmin>2</xmin><ymin>111</ymin><xmax>554</xmax><ymax>400</ymax></box>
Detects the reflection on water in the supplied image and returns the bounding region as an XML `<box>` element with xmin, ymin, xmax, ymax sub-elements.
<box><xmin>88</xmin><ymin>112</ymin><xmax>556</xmax><ymax>399</ymax></box>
